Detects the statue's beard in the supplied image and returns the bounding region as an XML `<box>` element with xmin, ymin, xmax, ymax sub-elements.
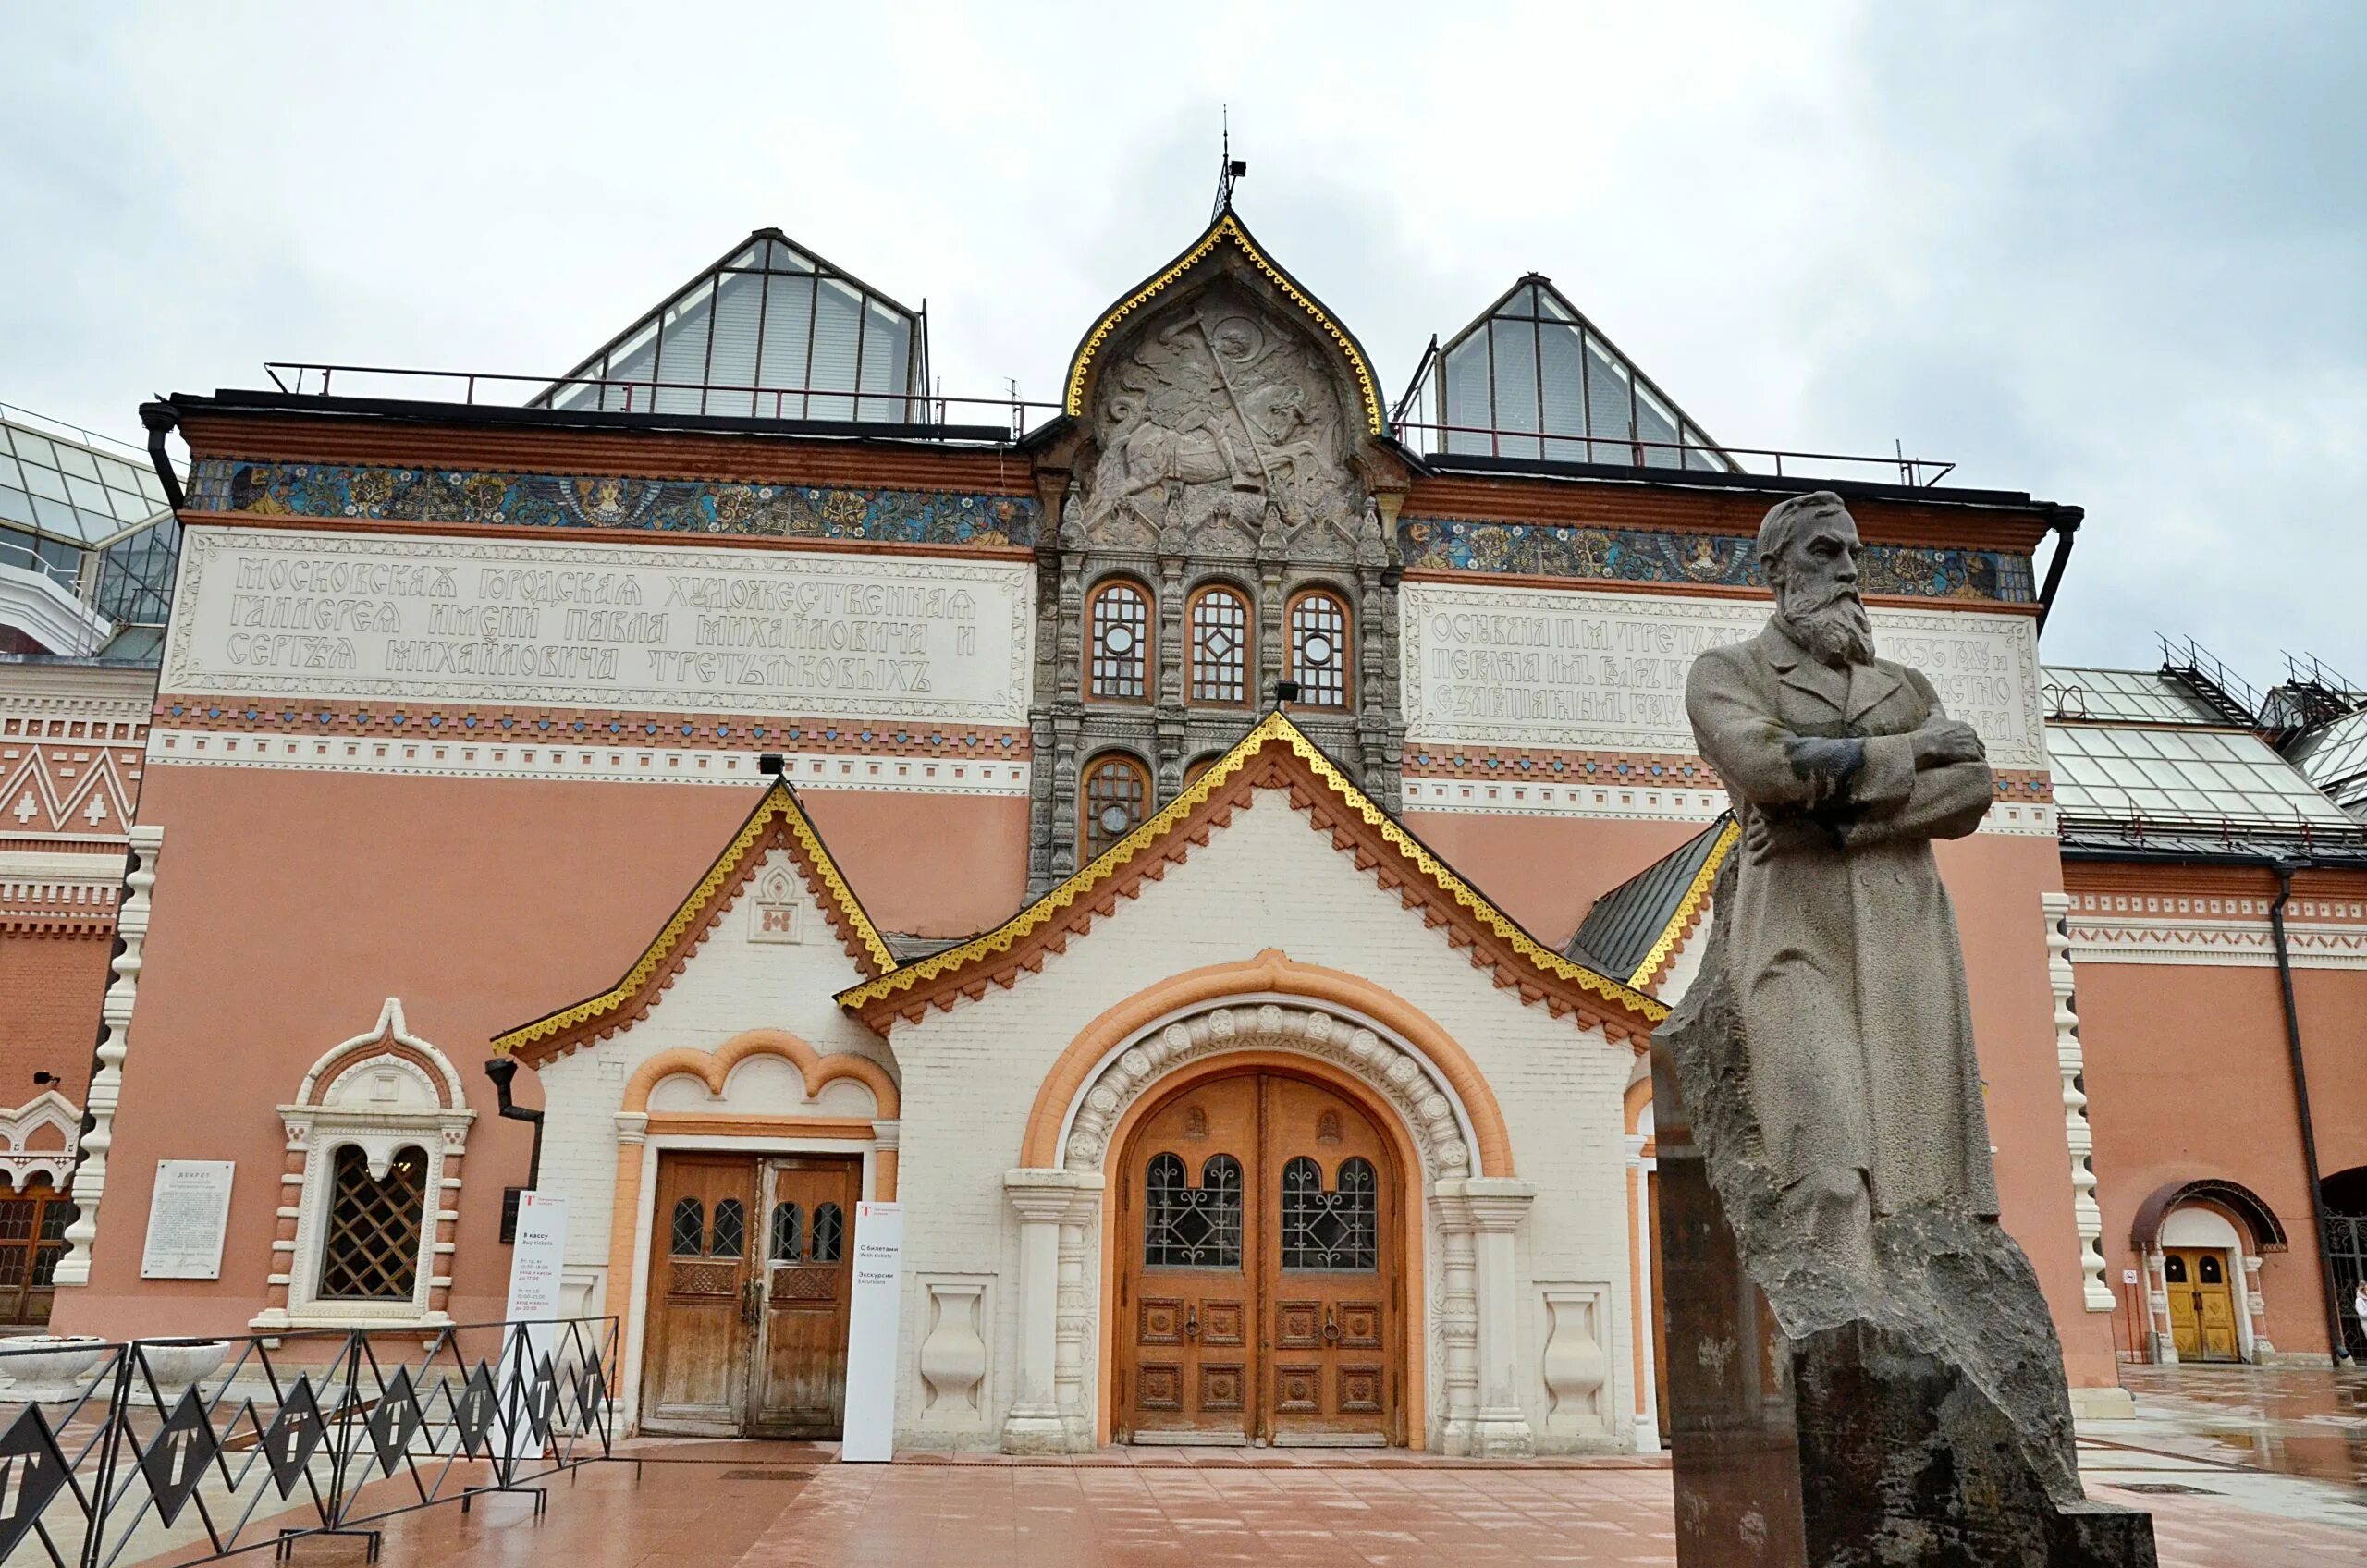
<box><xmin>1780</xmin><ymin>587</ymin><xmax>1875</xmax><ymax>668</ymax></box>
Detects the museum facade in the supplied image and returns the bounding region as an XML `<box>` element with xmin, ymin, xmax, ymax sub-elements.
<box><xmin>35</xmin><ymin>207</ymin><xmax>2367</xmax><ymax>1449</ymax></box>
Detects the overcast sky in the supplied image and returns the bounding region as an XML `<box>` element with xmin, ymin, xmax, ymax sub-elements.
<box><xmin>6</xmin><ymin>3</ymin><xmax>2360</xmax><ymax>684</ymax></box>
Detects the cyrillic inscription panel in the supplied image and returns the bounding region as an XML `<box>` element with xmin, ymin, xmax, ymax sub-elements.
<box><xmin>1402</xmin><ymin>582</ymin><xmax>2044</xmax><ymax>768</ymax></box>
<box><xmin>163</xmin><ymin>528</ymin><xmax>1034</xmax><ymax>723</ymax></box>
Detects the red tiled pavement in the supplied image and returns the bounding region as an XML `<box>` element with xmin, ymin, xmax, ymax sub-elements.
<box><xmin>239</xmin><ymin>1450</ymin><xmax>2364</xmax><ymax>1568</ymax></box>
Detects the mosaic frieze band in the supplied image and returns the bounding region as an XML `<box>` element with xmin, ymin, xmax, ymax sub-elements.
<box><xmin>1401</xmin><ymin>516</ymin><xmax>2034</xmax><ymax>604</ymax></box>
<box><xmin>187</xmin><ymin>459</ymin><xmax>1042</xmax><ymax>549</ymax></box>
<box><xmin>183</xmin><ymin>461</ymin><xmax>2028</xmax><ymax>603</ymax></box>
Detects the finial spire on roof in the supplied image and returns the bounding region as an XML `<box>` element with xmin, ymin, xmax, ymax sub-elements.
<box><xmin>1212</xmin><ymin>106</ymin><xmax>1247</xmax><ymax>219</ymax></box>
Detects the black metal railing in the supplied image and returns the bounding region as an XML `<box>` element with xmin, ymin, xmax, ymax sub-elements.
<box><xmin>0</xmin><ymin>1317</ymin><xmax>618</xmax><ymax>1568</ymax></box>
<box><xmin>1391</xmin><ymin>417</ymin><xmax>1958</xmax><ymax>487</ymax></box>
<box><xmin>259</xmin><ymin>362</ymin><xmax>1059</xmax><ymax>439</ymax></box>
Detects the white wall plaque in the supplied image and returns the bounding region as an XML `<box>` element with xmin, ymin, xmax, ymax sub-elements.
<box><xmin>162</xmin><ymin>527</ymin><xmax>1035</xmax><ymax>725</ymax></box>
<box><xmin>840</xmin><ymin>1201</ymin><xmax>904</xmax><ymax>1462</ymax></box>
<box><xmin>1401</xmin><ymin>581</ymin><xmax>2046</xmax><ymax>769</ymax></box>
<box><xmin>139</xmin><ymin>1160</ymin><xmax>236</xmax><ymax>1280</ymax></box>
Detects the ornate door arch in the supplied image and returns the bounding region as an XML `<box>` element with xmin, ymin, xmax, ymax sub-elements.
<box><xmin>1113</xmin><ymin>1068</ymin><xmax>1402</xmax><ymax>1445</ymax></box>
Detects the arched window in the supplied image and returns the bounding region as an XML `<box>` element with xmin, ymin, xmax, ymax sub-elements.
<box><xmin>811</xmin><ymin>1203</ymin><xmax>844</xmax><ymax>1263</ymax></box>
<box><xmin>670</xmin><ymin>1197</ymin><xmax>706</xmax><ymax>1256</ymax></box>
<box><xmin>1144</xmin><ymin>1152</ymin><xmax>1243</xmax><ymax>1268</ymax></box>
<box><xmin>1088</xmin><ymin>580</ymin><xmax>1151</xmax><ymax>701</ymax></box>
<box><xmin>1182</xmin><ymin>754</ymin><xmax>1223</xmax><ymax>790</ymax></box>
<box><xmin>710</xmin><ymin>1198</ymin><xmax>746</xmax><ymax>1258</ymax></box>
<box><xmin>1188</xmin><ymin>585</ymin><xmax>1251</xmax><ymax>704</ymax></box>
<box><xmin>769</xmin><ymin>1203</ymin><xmax>802</xmax><ymax>1262</ymax></box>
<box><xmin>319</xmin><ymin>1144</ymin><xmax>429</xmax><ymax>1302</ymax></box>
<box><xmin>1082</xmin><ymin>752</ymin><xmax>1152</xmax><ymax>861</ymax></box>
<box><xmin>1281</xmin><ymin>1155</ymin><xmax>1378</xmax><ymax>1272</ymax></box>
<box><xmin>1287</xmin><ymin>590</ymin><xmax>1351</xmax><ymax>708</ymax></box>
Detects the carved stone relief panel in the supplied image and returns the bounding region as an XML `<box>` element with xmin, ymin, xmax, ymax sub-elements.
<box><xmin>1076</xmin><ymin>279</ymin><xmax>1367</xmax><ymax>561</ymax></box>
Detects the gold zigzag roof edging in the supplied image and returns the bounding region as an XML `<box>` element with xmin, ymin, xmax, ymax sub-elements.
<box><xmin>494</xmin><ymin>783</ymin><xmax>897</xmax><ymax>1055</ymax></box>
<box><xmin>834</xmin><ymin>711</ymin><xmax>1664</xmax><ymax>1023</ymax></box>
<box><xmin>1626</xmin><ymin>817</ymin><xmax>1740</xmax><ymax>991</ymax></box>
<box><xmin>1062</xmin><ymin>214</ymin><xmax>1386</xmax><ymax>436</ymax></box>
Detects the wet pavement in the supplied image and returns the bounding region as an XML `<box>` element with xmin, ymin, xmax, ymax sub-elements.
<box><xmin>2105</xmin><ymin>1362</ymin><xmax>2367</xmax><ymax>1487</ymax></box>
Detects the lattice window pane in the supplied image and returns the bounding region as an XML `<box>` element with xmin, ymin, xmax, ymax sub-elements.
<box><xmin>1083</xmin><ymin>753</ymin><xmax>1150</xmax><ymax>861</ymax></box>
<box><xmin>1289</xmin><ymin>593</ymin><xmax>1349</xmax><ymax>708</ymax></box>
<box><xmin>318</xmin><ymin>1145</ymin><xmax>427</xmax><ymax>1302</ymax></box>
<box><xmin>711</xmin><ymin>1199</ymin><xmax>746</xmax><ymax>1258</ymax></box>
<box><xmin>811</xmin><ymin>1204</ymin><xmax>843</xmax><ymax>1264</ymax></box>
<box><xmin>1282</xmin><ymin>1156</ymin><xmax>1378</xmax><ymax>1272</ymax></box>
<box><xmin>1090</xmin><ymin>582</ymin><xmax>1150</xmax><ymax>700</ymax></box>
<box><xmin>670</xmin><ymin>1198</ymin><xmax>705</xmax><ymax>1257</ymax></box>
<box><xmin>1191</xmin><ymin>588</ymin><xmax>1249</xmax><ymax>704</ymax></box>
<box><xmin>770</xmin><ymin>1203</ymin><xmax>803</xmax><ymax>1262</ymax></box>
<box><xmin>1144</xmin><ymin>1152</ymin><xmax>1243</xmax><ymax>1268</ymax></box>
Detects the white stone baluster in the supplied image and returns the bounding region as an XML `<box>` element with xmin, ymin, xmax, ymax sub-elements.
<box><xmin>54</xmin><ymin>825</ymin><xmax>163</xmax><ymax>1288</ymax></box>
<box><xmin>2043</xmin><ymin>892</ymin><xmax>2115</xmax><ymax>1311</ymax></box>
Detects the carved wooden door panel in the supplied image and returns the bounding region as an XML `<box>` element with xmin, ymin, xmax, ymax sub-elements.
<box><xmin>641</xmin><ymin>1154</ymin><xmax>759</xmax><ymax>1435</ymax></box>
<box><xmin>1263</xmin><ymin>1075</ymin><xmax>1395</xmax><ymax>1445</ymax></box>
<box><xmin>2180</xmin><ymin>1249</ymin><xmax>2240</xmax><ymax>1362</ymax></box>
<box><xmin>750</xmin><ymin>1157</ymin><xmax>860</xmax><ymax>1437</ymax></box>
<box><xmin>1118</xmin><ymin>1073</ymin><xmax>1257</xmax><ymax>1440</ymax></box>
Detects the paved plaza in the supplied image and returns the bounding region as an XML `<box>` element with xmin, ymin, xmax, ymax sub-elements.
<box><xmin>150</xmin><ymin>1367</ymin><xmax>2366</xmax><ymax>1568</ymax></box>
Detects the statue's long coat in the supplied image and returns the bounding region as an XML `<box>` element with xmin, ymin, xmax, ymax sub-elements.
<box><xmin>1686</xmin><ymin>619</ymin><xmax>2001</xmax><ymax>1218</ymax></box>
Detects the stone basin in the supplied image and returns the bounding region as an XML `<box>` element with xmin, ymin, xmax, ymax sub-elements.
<box><xmin>138</xmin><ymin>1340</ymin><xmax>231</xmax><ymax>1391</ymax></box>
<box><xmin>0</xmin><ymin>1334</ymin><xmax>110</xmax><ymax>1402</ymax></box>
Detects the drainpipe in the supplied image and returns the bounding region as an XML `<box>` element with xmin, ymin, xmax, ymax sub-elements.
<box><xmin>2035</xmin><ymin>505</ymin><xmax>2081</xmax><ymax>635</ymax></box>
<box><xmin>483</xmin><ymin>1055</ymin><xmax>545</xmax><ymax>1244</ymax></box>
<box><xmin>2267</xmin><ymin>864</ymin><xmax>2349</xmax><ymax>1364</ymax></box>
<box><xmin>137</xmin><ymin>401</ymin><xmax>186</xmax><ymax>511</ymax></box>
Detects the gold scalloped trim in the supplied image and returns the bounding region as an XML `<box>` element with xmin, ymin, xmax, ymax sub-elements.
<box><xmin>1627</xmin><ymin>817</ymin><xmax>1739</xmax><ymax>991</ymax></box>
<box><xmin>1062</xmin><ymin>214</ymin><xmax>1385</xmax><ymax>436</ymax></box>
<box><xmin>834</xmin><ymin>711</ymin><xmax>1664</xmax><ymax>1023</ymax></box>
<box><xmin>494</xmin><ymin>783</ymin><xmax>896</xmax><ymax>1055</ymax></box>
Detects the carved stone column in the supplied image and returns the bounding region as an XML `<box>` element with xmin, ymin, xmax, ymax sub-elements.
<box><xmin>1003</xmin><ymin>1168</ymin><xmax>1099</xmax><ymax>1452</ymax></box>
<box><xmin>1054</xmin><ymin>1186</ymin><xmax>1102</xmax><ymax>1444</ymax></box>
<box><xmin>1464</xmin><ymin>1177</ymin><xmax>1538</xmax><ymax>1456</ymax></box>
<box><xmin>872</xmin><ymin>1118</ymin><xmax>901</xmax><ymax>1203</ymax></box>
<box><xmin>2145</xmin><ymin>1249</ymin><xmax>2180</xmax><ymax>1365</ymax></box>
<box><xmin>2042</xmin><ymin>892</ymin><xmax>2114</xmax><ymax>1311</ymax></box>
<box><xmin>1432</xmin><ymin>1182</ymin><xmax>1480</xmax><ymax>1454</ymax></box>
<box><xmin>55</xmin><ymin>824</ymin><xmax>164</xmax><ymax>1287</ymax></box>
<box><xmin>2241</xmin><ymin>1254</ymin><xmax>2274</xmax><ymax>1359</ymax></box>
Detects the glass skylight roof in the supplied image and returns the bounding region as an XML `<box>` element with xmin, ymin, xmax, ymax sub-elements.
<box><xmin>2039</xmin><ymin>667</ymin><xmax>2226</xmax><ymax>725</ymax></box>
<box><xmin>0</xmin><ymin>405</ymin><xmax>182</xmax><ymax>655</ymax></box>
<box><xmin>1398</xmin><ymin>276</ymin><xmax>1734</xmax><ymax>470</ymax></box>
<box><xmin>2046</xmin><ymin>720</ymin><xmax>2357</xmax><ymax>830</ymax></box>
<box><xmin>534</xmin><ymin>232</ymin><xmax>926</xmax><ymax>423</ymax></box>
<box><xmin>2287</xmin><ymin>707</ymin><xmax>2367</xmax><ymax>815</ymax></box>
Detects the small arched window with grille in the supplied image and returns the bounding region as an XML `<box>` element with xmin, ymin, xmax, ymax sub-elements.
<box><xmin>811</xmin><ymin>1204</ymin><xmax>845</xmax><ymax>1263</ymax></box>
<box><xmin>1188</xmin><ymin>585</ymin><xmax>1251</xmax><ymax>704</ymax></box>
<box><xmin>1280</xmin><ymin>1155</ymin><xmax>1378</xmax><ymax>1272</ymax></box>
<box><xmin>710</xmin><ymin>1198</ymin><xmax>746</xmax><ymax>1258</ymax></box>
<box><xmin>318</xmin><ymin>1144</ymin><xmax>429</xmax><ymax>1302</ymax></box>
<box><xmin>1144</xmin><ymin>1152</ymin><xmax>1244</xmax><ymax>1268</ymax></box>
<box><xmin>769</xmin><ymin>1203</ymin><xmax>802</xmax><ymax>1262</ymax></box>
<box><xmin>1082</xmin><ymin>752</ymin><xmax>1152</xmax><ymax>862</ymax></box>
<box><xmin>670</xmin><ymin>1198</ymin><xmax>705</xmax><ymax>1256</ymax></box>
<box><xmin>1087</xmin><ymin>580</ymin><xmax>1151</xmax><ymax>701</ymax></box>
<box><xmin>1287</xmin><ymin>590</ymin><xmax>1351</xmax><ymax>708</ymax></box>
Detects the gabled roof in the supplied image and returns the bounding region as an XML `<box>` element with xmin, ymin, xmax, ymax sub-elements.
<box><xmin>1061</xmin><ymin>209</ymin><xmax>1386</xmax><ymax>436</ymax></box>
<box><xmin>1566</xmin><ymin>816</ymin><xmax>1736</xmax><ymax>991</ymax></box>
<box><xmin>495</xmin><ymin>779</ymin><xmax>895</xmax><ymax>1064</ymax></box>
<box><xmin>836</xmin><ymin>710</ymin><xmax>1667</xmax><ymax>1042</ymax></box>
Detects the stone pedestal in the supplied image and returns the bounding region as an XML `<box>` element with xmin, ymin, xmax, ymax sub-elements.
<box><xmin>1653</xmin><ymin>985</ymin><xmax>2157</xmax><ymax>1566</ymax></box>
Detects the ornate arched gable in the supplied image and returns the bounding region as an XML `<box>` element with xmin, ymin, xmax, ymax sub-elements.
<box><xmin>494</xmin><ymin>779</ymin><xmax>895</xmax><ymax>1066</ymax></box>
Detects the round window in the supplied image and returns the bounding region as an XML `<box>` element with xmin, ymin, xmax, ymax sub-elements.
<box><xmin>1302</xmin><ymin>633</ymin><xmax>1333</xmax><ymax>665</ymax></box>
<box><xmin>1104</xmin><ymin>625</ymin><xmax>1135</xmax><ymax>655</ymax></box>
<box><xmin>1098</xmin><ymin>803</ymin><xmax>1133</xmax><ymax>835</ymax></box>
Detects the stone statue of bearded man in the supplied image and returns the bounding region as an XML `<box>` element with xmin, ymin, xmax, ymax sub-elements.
<box><xmin>1684</xmin><ymin>491</ymin><xmax>2001</xmax><ymax>1268</ymax></box>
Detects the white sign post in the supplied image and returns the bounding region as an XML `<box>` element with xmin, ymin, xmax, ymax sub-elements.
<box><xmin>140</xmin><ymin>1161</ymin><xmax>236</xmax><ymax>1280</ymax></box>
<box><xmin>839</xmin><ymin>1202</ymin><xmax>903</xmax><ymax>1462</ymax></box>
<box><xmin>493</xmin><ymin>1192</ymin><xmax>570</xmax><ymax>1463</ymax></box>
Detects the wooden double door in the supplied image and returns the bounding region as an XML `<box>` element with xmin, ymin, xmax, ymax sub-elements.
<box><xmin>641</xmin><ymin>1153</ymin><xmax>860</xmax><ymax>1437</ymax></box>
<box><xmin>1116</xmin><ymin>1072</ymin><xmax>1402</xmax><ymax>1445</ymax></box>
<box><xmin>2164</xmin><ymin>1247</ymin><xmax>2240</xmax><ymax>1362</ymax></box>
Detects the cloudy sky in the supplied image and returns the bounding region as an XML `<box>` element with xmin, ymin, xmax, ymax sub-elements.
<box><xmin>6</xmin><ymin>2</ymin><xmax>2359</xmax><ymax>681</ymax></box>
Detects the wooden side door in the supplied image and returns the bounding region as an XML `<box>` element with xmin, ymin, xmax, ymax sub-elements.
<box><xmin>2164</xmin><ymin>1250</ymin><xmax>2201</xmax><ymax>1361</ymax></box>
<box><xmin>2192</xmin><ymin>1251</ymin><xmax>2240</xmax><ymax>1361</ymax></box>
<box><xmin>1263</xmin><ymin>1075</ymin><xmax>1395</xmax><ymax>1446</ymax></box>
<box><xmin>640</xmin><ymin>1154</ymin><xmax>759</xmax><ymax>1435</ymax></box>
<box><xmin>749</xmin><ymin>1157</ymin><xmax>860</xmax><ymax>1437</ymax></box>
<box><xmin>1118</xmin><ymin>1073</ymin><xmax>1257</xmax><ymax>1441</ymax></box>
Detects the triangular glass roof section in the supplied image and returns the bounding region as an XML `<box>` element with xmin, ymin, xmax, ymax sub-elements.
<box><xmin>1396</xmin><ymin>275</ymin><xmax>1735</xmax><ymax>472</ymax></box>
<box><xmin>533</xmin><ymin>230</ymin><xmax>929</xmax><ymax>423</ymax></box>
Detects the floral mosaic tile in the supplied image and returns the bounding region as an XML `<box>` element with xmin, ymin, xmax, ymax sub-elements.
<box><xmin>186</xmin><ymin>459</ymin><xmax>1039</xmax><ymax>548</ymax></box>
<box><xmin>1400</xmin><ymin>515</ymin><xmax>2034</xmax><ymax>603</ymax></box>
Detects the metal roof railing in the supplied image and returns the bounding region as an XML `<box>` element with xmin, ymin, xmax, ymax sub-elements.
<box><xmin>1396</xmin><ymin>416</ymin><xmax>1958</xmax><ymax>487</ymax></box>
<box><xmin>259</xmin><ymin>362</ymin><xmax>1061</xmax><ymax>439</ymax></box>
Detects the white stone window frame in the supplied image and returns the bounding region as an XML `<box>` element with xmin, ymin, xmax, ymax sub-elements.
<box><xmin>254</xmin><ymin>999</ymin><xmax>473</xmax><ymax>1331</ymax></box>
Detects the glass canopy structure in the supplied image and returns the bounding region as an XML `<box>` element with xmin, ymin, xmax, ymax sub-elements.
<box><xmin>533</xmin><ymin>231</ymin><xmax>927</xmax><ymax>423</ymax></box>
<box><xmin>0</xmin><ymin>405</ymin><xmax>180</xmax><ymax>662</ymax></box>
<box><xmin>1396</xmin><ymin>276</ymin><xmax>1734</xmax><ymax>470</ymax></box>
<box><xmin>2287</xmin><ymin>708</ymin><xmax>2367</xmax><ymax>819</ymax></box>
